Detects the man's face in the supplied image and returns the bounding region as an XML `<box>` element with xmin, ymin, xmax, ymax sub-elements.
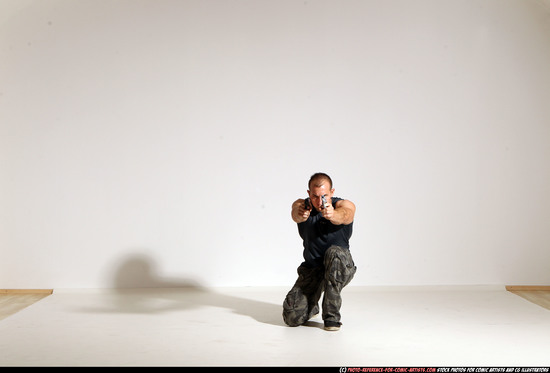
<box><xmin>308</xmin><ymin>182</ymin><xmax>334</xmax><ymax>212</ymax></box>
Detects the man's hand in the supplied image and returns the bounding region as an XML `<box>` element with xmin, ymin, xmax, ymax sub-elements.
<box><xmin>325</xmin><ymin>199</ymin><xmax>356</xmax><ymax>225</ymax></box>
<box><xmin>321</xmin><ymin>200</ymin><xmax>335</xmax><ymax>220</ymax></box>
<box><xmin>291</xmin><ymin>199</ymin><xmax>311</xmax><ymax>223</ymax></box>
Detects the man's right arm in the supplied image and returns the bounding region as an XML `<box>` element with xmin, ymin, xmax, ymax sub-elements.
<box><xmin>291</xmin><ymin>199</ymin><xmax>311</xmax><ymax>223</ymax></box>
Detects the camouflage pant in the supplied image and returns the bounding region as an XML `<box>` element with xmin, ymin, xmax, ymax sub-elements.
<box><xmin>282</xmin><ymin>246</ymin><xmax>356</xmax><ymax>326</ymax></box>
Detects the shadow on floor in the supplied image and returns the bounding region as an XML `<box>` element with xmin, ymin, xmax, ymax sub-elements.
<box><xmin>76</xmin><ymin>253</ymin><xmax>287</xmax><ymax>327</ymax></box>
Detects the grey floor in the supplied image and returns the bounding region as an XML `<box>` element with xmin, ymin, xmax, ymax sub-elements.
<box><xmin>1</xmin><ymin>286</ymin><xmax>549</xmax><ymax>366</ymax></box>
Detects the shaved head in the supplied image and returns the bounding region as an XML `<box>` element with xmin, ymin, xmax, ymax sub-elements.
<box><xmin>308</xmin><ymin>172</ymin><xmax>333</xmax><ymax>190</ymax></box>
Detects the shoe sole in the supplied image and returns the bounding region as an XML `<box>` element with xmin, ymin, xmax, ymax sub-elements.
<box><xmin>324</xmin><ymin>325</ymin><xmax>340</xmax><ymax>331</ymax></box>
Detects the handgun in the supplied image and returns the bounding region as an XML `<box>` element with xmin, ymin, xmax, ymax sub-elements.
<box><xmin>304</xmin><ymin>197</ymin><xmax>311</xmax><ymax>210</ymax></box>
<box><xmin>321</xmin><ymin>195</ymin><xmax>328</xmax><ymax>209</ymax></box>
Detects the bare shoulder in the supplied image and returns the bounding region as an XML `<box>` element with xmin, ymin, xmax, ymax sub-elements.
<box><xmin>334</xmin><ymin>199</ymin><xmax>356</xmax><ymax>211</ymax></box>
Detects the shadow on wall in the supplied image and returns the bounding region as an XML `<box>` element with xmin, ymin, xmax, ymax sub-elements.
<box><xmin>112</xmin><ymin>253</ymin><xmax>200</xmax><ymax>288</ymax></box>
<box><xmin>78</xmin><ymin>253</ymin><xmax>288</xmax><ymax>327</ymax></box>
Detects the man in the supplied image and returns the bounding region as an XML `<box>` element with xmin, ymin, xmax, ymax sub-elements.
<box><xmin>283</xmin><ymin>172</ymin><xmax>357</xmax><ymax>331</ymax></box>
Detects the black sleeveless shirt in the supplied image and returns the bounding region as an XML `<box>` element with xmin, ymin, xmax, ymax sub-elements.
<box><xmin>297</xmin><ymin>197</ymin><xmax>353</xmax><ymax>268</ymax></box>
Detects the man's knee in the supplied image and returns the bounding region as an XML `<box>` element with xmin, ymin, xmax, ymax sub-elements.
<box><xmin>324</xmin><ymin>246</ymin><xmax>356</xmax><ymax>286</ymax></box>
<box><xmin>282</xmin><ymin>288</ymin><xmax>309</xmax><ymax>327</ymax></box>
<box><xmin>283</xmin><ymin>310</ymin><xmax>307</xmax><ymax>327</ymax></box>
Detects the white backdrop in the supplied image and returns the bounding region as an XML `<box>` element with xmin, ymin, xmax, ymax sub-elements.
<box><xmin>2</xmin><ymin>0</ymin><xmax>550</xmax><ymax>289</ymax></box>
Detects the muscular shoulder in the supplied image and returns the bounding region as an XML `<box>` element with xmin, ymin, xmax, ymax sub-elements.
<box><xmin>334</xmin><ymin>198</ymin><xmax>355</xmax><ymax>211</ymax></box>
<box><xmin>333</xmin><ymin>198</ymin><xmax>356</xmax><ymax>225</ymax></box>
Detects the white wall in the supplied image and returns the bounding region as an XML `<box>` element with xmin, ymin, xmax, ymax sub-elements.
<box><xmin>1</xmin><ymin>0</ymin><xmax>550</xmax><ymax>289</ymax></box>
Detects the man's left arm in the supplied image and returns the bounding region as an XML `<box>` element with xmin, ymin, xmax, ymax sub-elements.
<box><xmin>323</xmin><ymin>199</ymin><xmax>356</xmax><ymax>225</ymax></box>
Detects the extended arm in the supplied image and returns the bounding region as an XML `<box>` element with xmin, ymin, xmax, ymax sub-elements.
<box><xmin>323</xmin><ymin>199</ymin><xmax>355</xmax><ymax>225</ymax></box>
<box><xmin>291</xmin><ymin>199</ymin><xmax>311</xmax><ymax>223</ymax></box>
